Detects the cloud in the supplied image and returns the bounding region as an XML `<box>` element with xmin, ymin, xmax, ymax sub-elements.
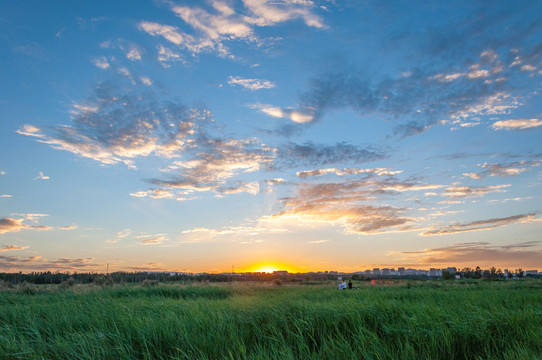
<box><xmin>0</xmin><ymin>195</ymin><xmax>11</xmax><ymax>198</ymax></box>
<box><xmin>180</xmin><ymin>224</ymin><xmax>289</xmax><ymax>239</ymax></box>
<box><xmin>157</xmin><ymin>45</ymin><xmax>184</xmax><ymax>67</ymax></box>
<box><xmin>266</xmin><ymin>178</ymin><xmax>420</xmax><ymax>234</ymax></box>
<box><xmin>308</xmin><ymin>239</ymin><xmax>329</xmax><ymax>244</ymax></box>
<box><xmin>126</xmin><ymin>46</ymin><xmax>142</xmax><ymax>61</ymax></box>
<box><xmin>138</xmin><ymin>234</ymin><xmax>168</xmax><ymax>245</ymax></box>
<box><xmin>290</xmin><ymin>3</ymin><xmax>542</xmax><ymax>137</ymax></box>
<box><xmin>278</xmin><ymin>141</ymin><xmax>386</xmax><ymax>167</ymax></box>
<box><xmin>392</xmin><ymin>241</ymin><xmax>542</xmax><ymax>268</ymax></box>
<box><xmin>139</xmin><ymin>0</ymin><xmax>325</xmax><ymax>60</ymax></box>
<box><xmin>150</xmin><ymin>137</ymin><xmax>275</xmax><ymax>196</ymax></box>
<box><xmin>18</xmin><ymin>81</ymin><xmax>209</xmax><ymax>168</ymax></box>
<box><xmin>0</xmin><ymin>217</ymin><xmax>52</xmax><ymax>234</ymax></box>
<box><xmin>138</xmin><ymin>21</ymin><xmax>190</xmax><ymax>46</ymax></box>
<box><xmin>228</xmin><ymin>76</ymin><xmax>275</xmax><ymax>90</ymax></box>
<box><xmin>251</xmin><ymin>103</ymin><xmax>315</xmax><ymax>123</ymax></box>
<box><xmin>420</xmin><ymin>213</ymin><xmax>538</xmax><ymax>236</ymax></box>
<box><xmin>0</xmin><ymin>216</ymin><xmax>75</xmax><ymax>234</ymax></box>
<box><xmin>34</xmin><ymin>171</ymin><xmax>49</xmax><ymax>180</ymax></box>
<box><xmin>172</xmin><ymin>4</ymin><xmax>253</xmax><ymax>40</ymax></box>
<box><xmin>242</xmin><ymin>0</ymin><xmax>326</xmax><ymax>28</ymax></box>
<box><xmin>216</xmin><ymin>181</ymin><xmax>260</xmax><ymax>196</ymax></box>
<box><xmin>140</xmin><ymin>76</ymin><xmax>152</xmax><ymax>86</ymax></box>
<box><xmin>463</xmin><ymin>160</ymin><xmax>540</xmax><ymax>179</ymax></box>
<box><xmin>0</xmin><ymin>245</ymin><xmax>29</xmax><ymax>252</ymax></box>
<box><xmin>91</xmin><ymin>56</ymin><xmax>110</xmax><ymax>69</ymax></box>
<box><xmin>444</xmin><ymin>184</ymin><xmax>510</xmax><ymax>198</ymax></box>
<box><xmin>491</xmin><ymin>118</ymin><xmax>542</xmax><ymax>130</ymax></box>
<box><xmin>296</xmin><ymin>168</ymin><xmax>401</xmax><ymax>178</ymax></box>
<box><xmin>0</xmin><ymin>255</ymin><xmax>100</xmax><ymax>271</ymax></box>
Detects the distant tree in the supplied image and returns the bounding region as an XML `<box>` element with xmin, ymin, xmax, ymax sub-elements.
<box><xmin>496</xmin><ymin>269</ymin><xmax>503</xmax><ymax>279</ymax></box>
<box><xmin>474</xmin><ymin>266</ymin><xmax>482</xmax><ymax>279</ymax></box>
<box><xmin>490</xmin><ymin>267</ymin><xmax>497</xmax><ymax>278</ymax></box>
<box><xmin>482</xmin><ymin>270</ymin><xmax>491</xmax><ymax>279</ymax></box>
<box><xmin>516</xmin><ymin>268</ymin><xmax>524</xmax><ymax>278</ymax></box>
<box><xmin>442</xmin><ymin>271</ymin><xmax>455</xmax><ymax>280</ymax></box>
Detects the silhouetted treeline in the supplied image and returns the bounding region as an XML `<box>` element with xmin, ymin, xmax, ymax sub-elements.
<box><xmin>0</xmin><ymin>267</ymin><xmax>538</xmax><ymax>286</ymax></box>
<box><xmin>451</xmin><ymin>267</ymin><xmax>527</xmax><ymax>280</ymax></box>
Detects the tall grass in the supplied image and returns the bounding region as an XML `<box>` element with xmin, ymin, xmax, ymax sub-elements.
<box><xmin>0</xmin><ymin>280</ymin><xmax>541</xmax><ymax>359</ymax></box>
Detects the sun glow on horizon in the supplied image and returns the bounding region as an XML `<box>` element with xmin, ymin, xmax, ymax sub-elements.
<box><xmin>240</xmin><ymin>262</ymin><xmax>298</xmax><ymax>274</ymax></box>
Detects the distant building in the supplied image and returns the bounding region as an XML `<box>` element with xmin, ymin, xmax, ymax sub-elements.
<box><xmin>364</xmin><ymin>270</ymin><xmax>371</xmax><ymax>275</ymax></box>
<box><xmin>430</xmin><ymin>268</ymin><xmax>436</xmax><ymax>277</ymax></box>
<box><xmin>372</xmin><ymin>268</ymin><xmax>381</xmax><ymax>275</ymax></box>
<box><xmin>446</xmin><ymin>267</ymin><xmax>457</xmax><ymax>274</ymax></box>
<box><xmin>398</xmin><ymin>267</ymin><xmax>405</xmax><ymax>276</ymax></box>
<box><xmin>273</xmin><ymin>270</ymin><xmax>288</xmax><ymax>276</ymax></box>
<box><xmin>525</xmin><ymin>270</ymin><xmax>538</xmax><ymax>275</ymax></box>
<box><xmin>382</xmin><ymin>268</ymin><xmax>390</xmax><ymax>275</ymax></box>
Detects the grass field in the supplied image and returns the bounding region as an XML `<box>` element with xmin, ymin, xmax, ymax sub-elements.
<box><xmin>1</xmin><ymin>279</ymin><xmax>541</xmax><ymax>359</ymax></box>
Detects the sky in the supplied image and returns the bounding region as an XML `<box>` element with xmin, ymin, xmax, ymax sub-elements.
<box><xmin>1</xmin><ymin>0</ymin><xmax>541</xmax><ymax>274</ymax></box>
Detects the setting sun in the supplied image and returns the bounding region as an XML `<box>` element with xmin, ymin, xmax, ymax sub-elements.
<box><xmin>241</xmin><ymin>262</ymin><xmax>299</xmax><ymax>274</ymax></box>
<box><xmin>254</xmin><ymin>266</ymin><xmax>278</xmax><ymax>274</ymax></box>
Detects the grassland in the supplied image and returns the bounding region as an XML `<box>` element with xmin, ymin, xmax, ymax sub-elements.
<box><xmin>1</xmin><ymin>279</ymin><xmax>541</xmax><ymax>359</ymax></box>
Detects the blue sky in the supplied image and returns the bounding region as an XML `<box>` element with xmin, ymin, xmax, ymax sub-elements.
<box><xmin>1</xmin><ymin>0</ymin><xmax>541</xmax><ymax>273</ymax></box>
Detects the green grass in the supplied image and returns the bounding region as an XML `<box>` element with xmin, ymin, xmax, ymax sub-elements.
<box><xmin>1</xmin><ymin>280</ymin><xmax>541</xmax><ymax>359</ymax></box>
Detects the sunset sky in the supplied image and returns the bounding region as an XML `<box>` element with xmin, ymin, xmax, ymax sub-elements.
<box><xmin>1</xmin><ymin>0</ymin><xmax>541</xmax><ymax>273</ymax></box>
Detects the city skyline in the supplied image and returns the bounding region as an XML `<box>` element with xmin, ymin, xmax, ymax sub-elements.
<box><xmin>1</xmin><ymin>1</ymin><xmax>542</xmax><ymax>273</ymax></box>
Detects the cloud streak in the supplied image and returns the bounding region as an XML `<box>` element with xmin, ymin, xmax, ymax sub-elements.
<box><xmin>491</xmin><ymin>118</ymin><xmax>542</xmax><ymax>130</ymax></box>
<box><xmin>228</xmin><ymin>76</ymin><xmax>275</xmax><ymax>90</ymax></box>
<box><xmin>420</xmin><ymin>213</ymin><xmax>538</xmax><ymax>236</ymax></box>
<box><xmin>0</xmin><ymin>217</ymin><xmax>75</xmax><ymax>234</ymax></box>
<box><xmin>392</xmin><ymin>241</ymin><xmax>542</xmax><ymax>268</ymax></box>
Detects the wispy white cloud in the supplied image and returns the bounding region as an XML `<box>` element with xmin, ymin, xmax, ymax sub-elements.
<box><xmin>138</xmin><ymin>234</ymin><xmax>168</xmax><ymax>245</ymax></box>
<box><xmin>0</xmin><ymin>245</ymin><xmax>29</xmax><ymax>252</ymax></box>
<box><xmin>444</xmin><ymin>184</ymin><xmax>510</xmax><ymax>198</ymax></box>
<box><xmin>130</xmin><ymin>189</ymin><xmax>195</xmax><ymax>202</ymax></box>
<box><xmin>139</xmin><ymin>76</ymin><xmax>152</xmax><ymax>86</ymax></box>
<box><xmin>34</xmin><ymin>171</ymin><xmax>49</xmax><ymax>180</ymax></box>
<box><xmin>308</xmin><ymin>239</ymin><xmax>329</xmax><ymax>244</ymax></box>
<box><xmin>491</xmin><ymin>118</ymin><xmax>542</xmax><ymax>130</ymax></box>
<box><xmin>228</xmin><ymin>76</ymin><xmax>275</xmax><ymax>90</ymax></box>
<box><xmin>126</xmin><ymin>46</ymin><xmax>142</xmax><ymax>61</ymax></box>
<box><xmin>157</xmin><ymin>45</ymin><xmax>184</xmax><ymax>67</ymax></box>
<box><xmin>297</xmin><ymin>167</ymin><xmax>401</xmax><ymax>177</ymax></box>
<box><xmin>91</xmin><ymin>56</ymin><xmax>110</xmax><ymax>69</ymax></box>
<box><xmin>242</xmin><ymin>0</ymin><xmax>326</xmax><ymax>28</ymax></box>
<box><xmin>251</xmin><ymin>103</ymin><xmax>315</xmax><ymax>123</ymax></box>
<box><xmin>462</xmin><ymin>160</ymin><xmax>540</xmax><ymax>180</ymax></box>
<box><xmin>138</xmin><ymin>21</ymin><xmax>189</xmax><ymax>46</ymax></box>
